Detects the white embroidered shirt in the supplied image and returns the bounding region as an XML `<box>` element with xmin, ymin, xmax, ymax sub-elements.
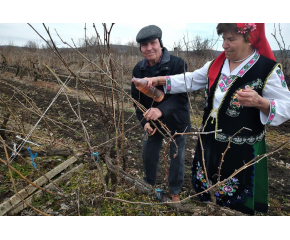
<box><xmin>164</xmin><ymin>50</ymin><xmax>290</xmax><ymax>126</ymax></box>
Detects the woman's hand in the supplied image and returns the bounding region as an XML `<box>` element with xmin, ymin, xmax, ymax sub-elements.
<box><xmin>143</xmin><ymin>77</ymin><xmax>158</xmax><ymax>88</ymax></box>
<box><xmin>236</xmin><ymin>86</ymin><xmax>260</xmax><ymax>107</ymax></box>
<box><xmin>143</xmin><ymin>76</ymin><xmax>166</xmax><ymax>87</ymax></box>
<box><xmin>236</xmin><ymin>86</ymin><xmax>270</xmax><ymax>115</ymax></box>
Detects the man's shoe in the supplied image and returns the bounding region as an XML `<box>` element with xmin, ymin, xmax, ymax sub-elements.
<box><xmin>171</xmin><ymin>194</ymin><xmax>180</xmax><ymax>202</ymax></box>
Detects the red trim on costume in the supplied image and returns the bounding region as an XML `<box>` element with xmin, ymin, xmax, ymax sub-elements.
<box><xmin>208</xmin><ymin>23</ymin><xmax>275</xmax><ymax>93</ymax></box>
<box><xmin>208</xmin><ymin>52</ymin><xmax>225</xmax><ymax>91</ymax></box>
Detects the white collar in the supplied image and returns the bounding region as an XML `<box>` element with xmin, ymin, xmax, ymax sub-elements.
<box><xmin>221</xmin><ymin>49</ymin><xmax>258</xmax><ymax>77</ymax></box>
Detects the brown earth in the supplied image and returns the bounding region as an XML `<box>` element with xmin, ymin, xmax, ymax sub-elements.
<box><xmin>0</xmin><ymin>72</ymin><xmax>289</xmax><ymax>216</ymax></box>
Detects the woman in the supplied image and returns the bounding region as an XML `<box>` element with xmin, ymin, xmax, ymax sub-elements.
<box><xmin>143</xmin><ymin>23</ymin><xmax>290</xmax><ymax>214</ymax></box>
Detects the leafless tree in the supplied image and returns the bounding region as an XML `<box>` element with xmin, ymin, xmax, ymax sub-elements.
<box><xmin>272</xmin><ymin>23</ymin><xmax>290</xmax><ymax>86</ymax></box>
<box><xmin>24</xmin><ymin>40</ymin><xmax>39</xmax><ymax>52</ymax></box>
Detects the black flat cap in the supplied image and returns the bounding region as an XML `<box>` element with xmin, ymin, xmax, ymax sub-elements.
<box><xmin>136</xmin><ymin>25</ymin><xmax>162</xmax><ymax>43</ymax></box>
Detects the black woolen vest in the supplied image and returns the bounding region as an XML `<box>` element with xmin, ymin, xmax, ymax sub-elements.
<box><xmin>203</xmin><ymin>55</ymin><xmax>277</xmax><ymax>137</ymax></box>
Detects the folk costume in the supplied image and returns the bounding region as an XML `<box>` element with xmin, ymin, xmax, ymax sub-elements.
<box><xmin>163</xmin><ymin>23</ymin><xmax>290</xmax><ymax>214</ymax></box>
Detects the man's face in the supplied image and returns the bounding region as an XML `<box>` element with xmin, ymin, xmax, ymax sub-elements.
<box><xmin>140</xmin><ymin>38</ymin><xmax>162</xmax><ymax>66</ymax></box>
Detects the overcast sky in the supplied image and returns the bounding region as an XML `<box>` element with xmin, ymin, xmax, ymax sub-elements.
<box><xmin>1</xmin><ymin>1</ymin><xmax>289</xmax><ymax>52</ymax></box>
<box><xmin>0</xmin><ymin>23</ymin><xmax>289</xmax><ymax>51</ymax></box>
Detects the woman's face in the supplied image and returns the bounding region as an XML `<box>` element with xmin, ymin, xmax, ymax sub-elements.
<box><xmin>222</xmin><ymin>31</ymin><xmax>252</xmax><ymax>61</ymax></box>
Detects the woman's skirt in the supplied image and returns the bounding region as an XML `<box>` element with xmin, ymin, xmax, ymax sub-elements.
<box><xmin>192</xmin><ymin>118</ymin><xmax>268</xmax><ymax>215</ymax></box>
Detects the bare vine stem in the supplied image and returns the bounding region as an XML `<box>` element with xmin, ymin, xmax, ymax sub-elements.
<box><xmin>217</xmin><ymin>127</ymin><xmax>252</xmax><ymax>182</ymax></box>
<box><xmin>0</xmin><ymin>136</ymin><xmax>63</xmax><ymax>193</ymax></box>
<box><xmin>98</xmin><ymin>140</ymin><xmax>289</xmax><ymax>207</ymax></box>
<box><xmin>1</xmin><ymin>135</ymin><xmax>50</xmax><ymax>216</ymax></box>
<box><xmin>162</xmin><ymin>130</ymin><xmax>222</xmax><ymax>183</ymax></box>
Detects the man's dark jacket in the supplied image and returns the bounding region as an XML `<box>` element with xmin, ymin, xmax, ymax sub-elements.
<box><xmin>131</xmin><ymin>48</ymin><xmax>191</xmax><ymax>135</ymax></box>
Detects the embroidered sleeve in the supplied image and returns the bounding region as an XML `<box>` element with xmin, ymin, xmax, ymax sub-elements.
<box><xmin>165</xmin><ymin>76</ymin><xmax>171</xmax><ymax>94</ymax></box>
<box><xmin>266</xmin><ymin>100</ymin><xmax>276</xmax><ymax>125</ymax></box>
<box><xmin>163</xmin><ymin>61</ymin><xmax>210</xmax><ymax>94</ymax></box>
<box><xmin>261</xmin><ymin>66</ymin><xmax>290</xmax><ymax>126</ymax></box>
<box><xmin>276</xmin><ymin>68</ymin><xmax>287</xmax><ymax>88</ymax></box>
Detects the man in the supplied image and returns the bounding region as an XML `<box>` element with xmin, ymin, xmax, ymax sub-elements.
<box><xmin>131</xmin><ymin>25</ymin><xmax>191</xmax><ymax>202</ymax></box>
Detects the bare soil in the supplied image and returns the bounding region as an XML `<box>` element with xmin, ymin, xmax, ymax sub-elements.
<box><xmin>0</xmin><ymin>71</ymin><xmax>290</xmax><ymax>216</ymax></box>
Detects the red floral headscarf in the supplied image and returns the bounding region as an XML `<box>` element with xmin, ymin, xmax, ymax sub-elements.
<box><xmin>208</xmin><ymin>23</ymin><xmax>276</xmax><ymax>92</ymax></box>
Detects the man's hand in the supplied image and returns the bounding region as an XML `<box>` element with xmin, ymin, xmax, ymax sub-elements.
<box><xmin>144</xmin><ymin>123</ymin><xmax>157</xmax><ymax>135</ymax></box>
<box><xmin>144</xmin><ymin>108</ymin><xmax>162</xmax><ymax>121</ymax></box>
